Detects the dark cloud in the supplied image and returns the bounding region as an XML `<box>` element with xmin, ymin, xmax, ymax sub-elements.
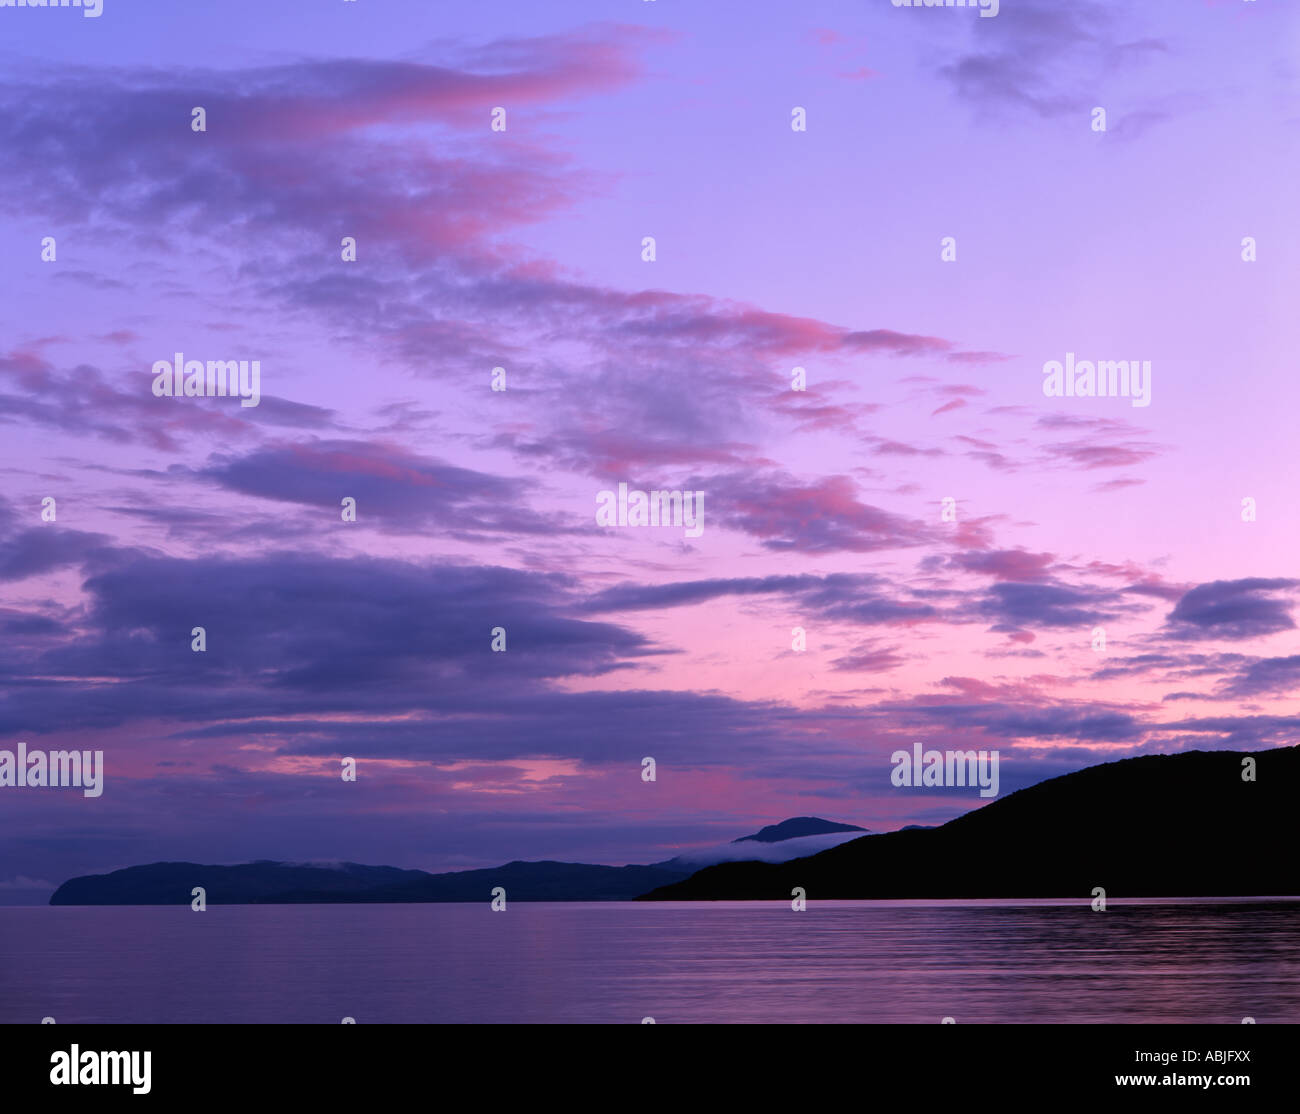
<box><xmin>877</xmin><ymin>696</ymin><xmax>1145</xmax><ymax>744</ymax></box>
<box><xmin>0</xmin><ymin>497</ymin><xmax>113</xmax><ymax>583</ymax></box>
<box><xmin>830</xmin><ymin>642</ymin><xmax>906</xmax><ymax>674</ymax></box>
<box><xmin>936</xmin><ymin>0</ymin><xmax>1171</xmax><ymax>122</ymax></box>
<box><xmin>1221</xmin><ymin>655</ymin><xmax>1300</xmax><ymax>698</ymax></box>
<box><xmin>199</xmin><ymin>439</ymin><xmax>577</xmax><ymax>538</ymax></box>
<box><xmin>584</xmin><ymin>572</ymin><xmax>940</xmax><ymax>627</ymax></box>
<box><xmin>1164</xmin><ymin>578</ymin><xmax>1298</xmax><ymax>642</ymax></box>
<box><xmin>1091</xmin><ymin>650</ymin><xmax>1248</xmax><ymax>683</ymax></box>
<box><xmin>707</xmin><ymin>473</ymin><xmax>938</xmax><ymax>554</ymax></box>
<box><xmin>1149</xmin><ymin>715</ymin><xmax>1300</xmax><ymax>751</ymax></box>
<box><xmin>973</xmin><ymin>580</ymin><xmax>1129</xmax><ymax>632</ymax></box>
<box><xmin>951</xmin><ymin>549</ymin><xmax>1055</xmax><ymax>582</ymax></box>
<box><xmin>0</xmin><ymin>350</ymin><xmax>341</xmax><ymax>450</ymax></box>
<box><xmin>0</xmin><ymin>552</ymin><xmax>662</xmax><ymax>736</ymax></box>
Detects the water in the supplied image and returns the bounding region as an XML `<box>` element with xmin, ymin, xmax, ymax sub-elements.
<box><xmin>2</xmin><ymin>899</ymin><xmax>1296</xmax><ymax>1023</ymax></box>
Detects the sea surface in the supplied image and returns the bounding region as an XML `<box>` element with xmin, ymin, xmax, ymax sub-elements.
<box><xmin>1</xmin><ymin>899</ymin><xmax>1297</xmax><ymax>1023</ymax></box>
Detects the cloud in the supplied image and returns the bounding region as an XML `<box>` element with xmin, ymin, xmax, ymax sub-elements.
<box><xmin>199</xmin><ymin>439</ymin><xmax>575</xmax><ymax>538</ymax></box>
<box><xmin>584</xmin><ymin>572</ymin><xmax>939</xmax><ymax>627</ymax></box>
<box><xmin>1043</xmin><ymin>439</ymin><xmax>1160</xmax><ymax>470</ymax></box>
<box><xmin>868</xmin><ymin>687</ymin><xmax>1146</xmax><ymax>744</ymax></box>
<box><xmin>936</xmin><ymin>0</ymin><xmax>1171</xmax><ymax>122</ymax></box>
<box><xmin>951</xmin><ymin>549</ymin><xmax>1056</xmax><ymax>582</ymax></box>
<box><xmin>0</xmin><ymin>48</ymin><xmax>1009</xmax><ymax>491</ymax></box>
<box><xmin>0</xmin><ymin>551</ymin><xmax>665</xmax><ymax>737</ymax></box>
<box><xmin>1163</xmin><ymin>579</ymin><xmax>1298</xmax><ymax>642</ymax></box>
<box><xmin>0</xmin><ymin>30</ymin><xmax>656</xmax><ymax>242</ymax></box>
<box><xmin>0</xmin><ymin>498</ymin><xmax>113</xmax><ymax>583</ymax></box>
<box><xmin>708</xmin><ymin>473</ymin><xmax>938</xmax><ymax>554</ymax></box>
<box><xmin>972</xmin><ymin>580</ymin><xmax>1131</xmax><ymax>632</ymax></box>
<box><xmin>1090</xmin><ymin>650</ymin><xmax>1247</xmax><ymax>684</ymax></box>
<box><xmin>0</xmin><ymin>349</ymin><xmax>340</xmax><ymax>451</ymax></box>
<box><xmin>1221</xmin><ymin>655</ymin><xmax>1300</xmax><ymax>698</ymax></box>
<box><xmin>831</xmin><ymin>642</ymin><xmax>906</xmax><ymax>673</ymax></box>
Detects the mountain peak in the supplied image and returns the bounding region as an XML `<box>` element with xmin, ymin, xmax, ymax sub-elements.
<box><xmin>732</xmin><ymin>817</ymin><xmax>868</xmax><ymax>844</ymax></box>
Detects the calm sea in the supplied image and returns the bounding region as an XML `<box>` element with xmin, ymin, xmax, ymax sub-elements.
<box><xmin>2</xmin><ymin>899</ymin><xmax>1296</xmax><ymax>1023</ymax></box>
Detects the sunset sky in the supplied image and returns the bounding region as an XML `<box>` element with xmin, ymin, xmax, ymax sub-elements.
<box><xmin>1</xmin><ymin>0</ymin><xmax>1298</xmax><ymax>900</ymax></box>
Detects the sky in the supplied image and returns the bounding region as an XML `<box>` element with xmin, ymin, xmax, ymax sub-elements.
<box><xmin>1</xmin><ymin>0</ymin><xmax>1298</xmax><ymax>901</ymax></box>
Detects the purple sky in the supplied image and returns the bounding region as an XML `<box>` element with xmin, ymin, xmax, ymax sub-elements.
<box><xmin>2</xmin><ymin>0</ymin><xmax>1299</xmax><ymax>900</ymax></box>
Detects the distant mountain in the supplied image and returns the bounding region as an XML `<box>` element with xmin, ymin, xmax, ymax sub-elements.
<box><xmin>654</xmin><ymin>832</ymin><xmax>871</xmax><ymax>872</ymax></box>
<box><xmin>641</xmin><ymin>748</ymin><xmax>1300</xmax><ymax>900</ymax></box>
<box><xmin>643</xmin><ymin>816</ymin><xmax>869</xmax><ymax>872</ymax></box>
<box><xmin>49</xmin><ymin>860</ymin><xmax>429</xmax><ymax>905</ymax></box>
<box><xmin>47</xmin><ymin>816</ymin><xmax>865</xmax><ymax>905</ymax></box>
<box><xmin>338</xmin><ymin>861</ymin><xmax>690</xmax><ymax>903</ymax></box>
<box><xmin>732</xmin><ymin>817</ymin><xmax>867</xmax><ymax>843</ymax></box>
<box><xmin>50</xmin><ymin>859</ymin><xmax>691</xmax><ymax>906</ymax></box>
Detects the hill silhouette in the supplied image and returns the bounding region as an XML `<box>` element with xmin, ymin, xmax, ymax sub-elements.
<box><xmin>49</xmin><ymin>859</ymin><xmax>690</xmax><ymax>905</ymax></box>
<box><xmin>641</xmin><ymin>747</ymin><xmax>1300</xmax><ymax>900</ymax></box>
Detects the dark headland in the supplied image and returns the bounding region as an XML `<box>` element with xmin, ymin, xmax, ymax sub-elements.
<box><xmin>640</xmin><ymin>747</ymin><xmax>1300</xmax><ymax>900</ymax></box>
